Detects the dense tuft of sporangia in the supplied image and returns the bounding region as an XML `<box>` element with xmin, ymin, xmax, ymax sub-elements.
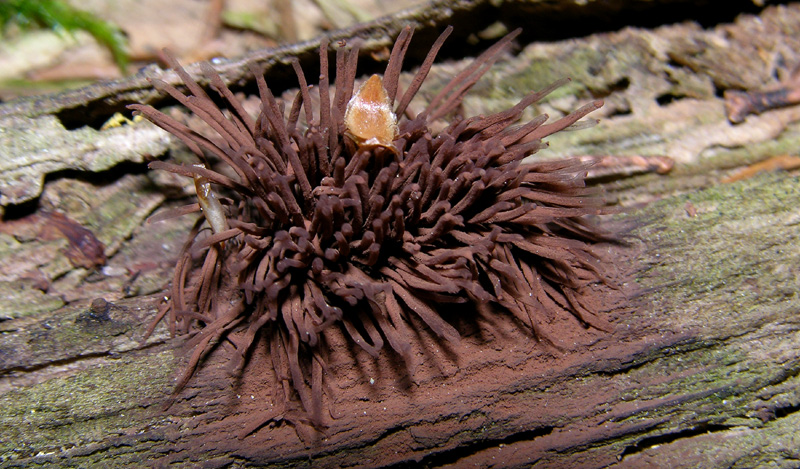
<box><xmin>131</xmin><ymin>26</ymin><xmax>614</xmax><ymax>430</ymax></box>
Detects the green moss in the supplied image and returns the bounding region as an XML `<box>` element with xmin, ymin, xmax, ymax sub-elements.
<box><xmin>0</xmin><ymin>281</ymin><xmax>65</xmax><ymax>320</ymax></box>
<box><xmin>638</xmin><ymin>196</ymin><xmax>792</xmax><ymax>306</ymax></box>
<box><xmin>512</xmin><ymin>36</ymin><xmax>655</xmax><ymax>101</ymax></box>
<box><xmin>513</xmin><ymin>54</ymin><xmax>592</xmax><ymax>102</ymax></box>
<box><xmin>0</xmin><ymin>350</ymin><xmax>175</xmax><ymax>462</ymax></box>
<box><xmin>597</xmin><ymin>172</ymin><xmax>800</xmax><ymax>428</ymax></box>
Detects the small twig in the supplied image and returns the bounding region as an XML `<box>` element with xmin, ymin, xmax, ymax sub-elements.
<box><xmin>576</xmin><ymin>155</ymin><xmax>674</xmax><ymax>180</ymax></box>
<box><xmin>721</xmin><ymin>155</ymin><xmax>800</xmax><ymax>183</ymax></box>
<box><xmin>724</xmin><ymin>86</ymin><xmax>800</xmax><ymax>124</ymax></box>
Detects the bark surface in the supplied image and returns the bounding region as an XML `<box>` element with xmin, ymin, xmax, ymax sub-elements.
<box><xmin>1</xmin><ymin>1</ymin><xmax>799</xmax><ymax>467</ymax></box>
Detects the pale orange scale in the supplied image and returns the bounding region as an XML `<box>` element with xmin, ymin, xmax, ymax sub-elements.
<box><xmin>344</xmin><ymin>74</ymin><xmax>399</xmax><ymax>153</ymax></box>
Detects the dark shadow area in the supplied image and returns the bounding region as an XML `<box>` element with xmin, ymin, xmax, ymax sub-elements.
<box><xmin>55</xmin><ymin>100</ymin><xmax>139</xmax><ymax>131</ymax></box>
<box><xmin>621</xmin><ymin>422</ymin><xmax>734</xmax><ymax>458</ymax></box>
<box><xmin>506</xmin><ymin>0</ymin><xmax>777</xmax><ymax>43</ymax></box>
<box><xmin>390</xmin><ymin>424</ymin><xmax>555</xmax><ymax>468</ymax></box>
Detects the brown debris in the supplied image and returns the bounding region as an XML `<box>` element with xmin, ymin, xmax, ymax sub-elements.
<box><xmin>45</xmin><ymin>212</ymin><xmax>107</xmax><ymax>269</ymax></box>
<box><xmin>131</xmin><ymin>26</ymin><xmax>618</xmax><ymax>434</ymax></box>
<box><xmin>721</xmin><ymin>155</ymin><xmax>800</xmax><ymax>183</ymax></box>
<box><xmin>724</xmin><ymin>85</ymin><xmax>800</xmax><ymax>124</ymax></box>
<box><xmin>684</xmin><ymin>201</ymin><xmax>697</xmax><ymax>218</ymax></box>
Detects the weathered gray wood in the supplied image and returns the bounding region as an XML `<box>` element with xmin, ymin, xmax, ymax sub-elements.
<box><xmin>2</xmin><ymin>1</ymin><xmax>800</xmax><ymax>467</ymax></box>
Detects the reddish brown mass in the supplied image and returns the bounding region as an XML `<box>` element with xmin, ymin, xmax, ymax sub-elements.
<box><xmin>130</xmin><ymin>25</ymin><xmax>615</xmax><ymax>434</ymax></box>
<box><xmin>47</xmin><ymin>211</ymin><xmax>107</xmax><ymax>269</ymax></box>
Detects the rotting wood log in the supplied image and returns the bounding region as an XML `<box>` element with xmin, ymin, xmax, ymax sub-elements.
<box><xmin>2</xmin><ymin>1</ymin><xmax>800</xmax><ymax>467</ymax></box>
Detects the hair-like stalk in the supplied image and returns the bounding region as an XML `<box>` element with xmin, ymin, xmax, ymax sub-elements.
<box><xmin>131</xmin><ymin>25</ymin><xmax>614</xmax><ymax>434</ymax></box>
